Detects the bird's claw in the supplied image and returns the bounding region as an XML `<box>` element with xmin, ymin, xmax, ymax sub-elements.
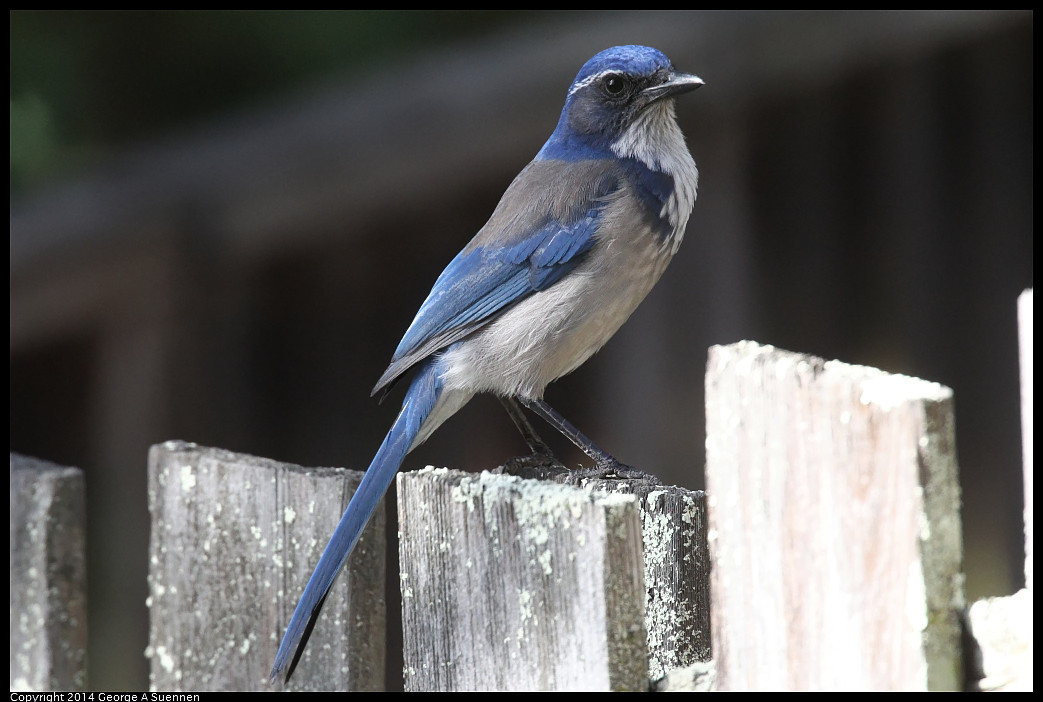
<box><xmin>562</xmin><ymin>459</ymin><xmax>662</xmax><ymax>486</ymax></box>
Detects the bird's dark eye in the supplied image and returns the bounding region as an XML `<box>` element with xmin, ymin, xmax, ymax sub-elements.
<box><xmin>602</xmin><ymin>73</ymin><xmax>627</xmax><ymax>97</ymax></box>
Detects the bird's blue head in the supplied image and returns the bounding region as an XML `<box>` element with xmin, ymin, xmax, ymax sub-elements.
<box><xmin>539</xmin><ymin>45</ymin><xmax>703</xmax><ymax>161</ymax></box>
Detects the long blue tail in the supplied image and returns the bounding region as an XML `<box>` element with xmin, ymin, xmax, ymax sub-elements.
<box><xmin>270</xmin><ymin>361</ymin><xmax>443</xmax><ymax>684</ymax></box>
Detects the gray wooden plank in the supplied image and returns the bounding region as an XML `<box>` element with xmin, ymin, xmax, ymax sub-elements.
<box><xmin>146</xmin><ymin>441</ymin><xmax>385</xmax><ymax>691</ymax></box>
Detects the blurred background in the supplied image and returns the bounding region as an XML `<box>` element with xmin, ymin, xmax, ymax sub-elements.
<box><xmin>10</xmin><ymin>10</ymin><xmax>1032</xmax><ymax>690</ymax></box>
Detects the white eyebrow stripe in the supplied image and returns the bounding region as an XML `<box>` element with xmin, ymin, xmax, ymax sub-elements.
<box><xmin>568</xmin><ymin>70</ymin><xmax>618</xmax><ymax>96</ymax></box>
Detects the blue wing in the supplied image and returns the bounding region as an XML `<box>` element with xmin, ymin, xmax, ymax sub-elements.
<box><xmin>372</xmin><ymin>158</ymin><xmax>622</xmax><ymax>396</ymax></box>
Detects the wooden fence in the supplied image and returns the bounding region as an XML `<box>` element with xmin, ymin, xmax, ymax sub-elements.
<box><xmin>10</xmin><ymin>291</ymin><xmax>1032</xmax><ymax>692</ymax></box>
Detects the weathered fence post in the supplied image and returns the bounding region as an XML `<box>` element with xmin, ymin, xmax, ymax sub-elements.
<box><xmin>146</xmin><ymin>441</ymin><xmax>385</xmax><ymax>691</ymax></box>
<box><xmin>705</xmin><ymin>341</ymin><xmax>964</xmax><ymax>691</ymax></box>
<box><xmin>397</xmin><ymin>467</ymin><xmax>649</xmax><ymax>691</ymax></box>
<box><xmin>1017</xmin><ymin>289</ymin><xmax>1032</xmax><ymax>592</ymax></box>
<box><xmin>397</xmin><ymin>464</ymin><xmax>709</xmax><ymax>691</ymax></box>
<box><xmin>10</xmin><ymin>454</ymin><xmax>88</xmax><ymax>691</ymax></box>
<box><xmin>568</xmin><ymin>475</ymin><xmax>711</xmax><ymax>681</ymax></box>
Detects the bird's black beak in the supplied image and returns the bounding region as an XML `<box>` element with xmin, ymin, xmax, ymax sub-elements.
<box><xmin>643</xmin><ymin>71</ymin><xmax>704</xmax><ymax>103</ymax></box>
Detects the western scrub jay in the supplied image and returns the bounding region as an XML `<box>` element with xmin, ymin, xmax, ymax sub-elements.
<box><xmin>271</xmin><ymin>44</ymin><xmax>702</xmax><ymax>684</ymax></box>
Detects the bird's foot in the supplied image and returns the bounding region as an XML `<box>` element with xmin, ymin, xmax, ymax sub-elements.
<box><xmin>562</xmin><ymin>458</ymin><xmax>662</xmax><ymax>486</ymax></box>
<box><xmin>496</xmin><ymin>451</ymin><xmax>569</xmax><ymax>481</ymax></box>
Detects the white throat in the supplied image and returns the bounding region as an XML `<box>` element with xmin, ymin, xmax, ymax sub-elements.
<box><xmin>611</xmin><ymin>101</ymin><xmax>699</xmax><ymax>252</ymax></box>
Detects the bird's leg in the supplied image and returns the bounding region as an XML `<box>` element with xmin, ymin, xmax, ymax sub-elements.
<box><xmin>520</xmin><ymin>398</ymin><xmax>661</xmax><ymax>484</ymax></box>
<box><xmin>520</xmin><ymin>397</ymin><xmax>619</xmax><ymax>468</ymax></box>
<box><xmin>498</xmin><ymin>396</ymin><xmax>556</xmax><ymax>459</ymax></box>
